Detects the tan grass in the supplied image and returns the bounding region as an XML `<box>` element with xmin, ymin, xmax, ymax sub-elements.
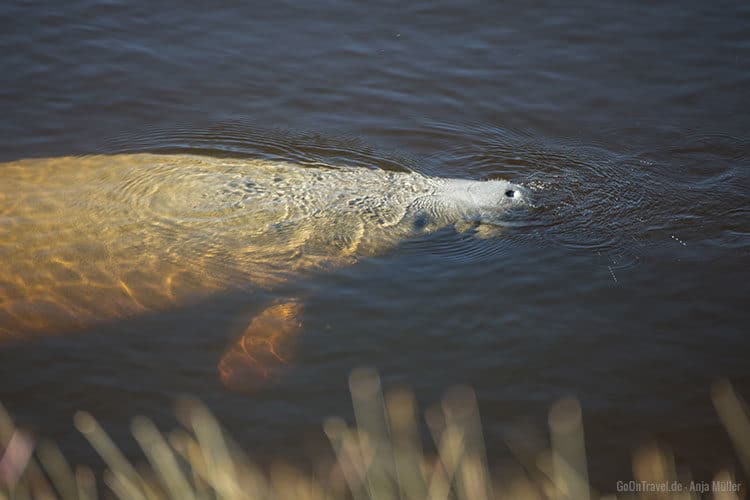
<box><xmin>1</xmin><ymin>370</ymin><xmax>747</xmax><ymax>500</ymax></box>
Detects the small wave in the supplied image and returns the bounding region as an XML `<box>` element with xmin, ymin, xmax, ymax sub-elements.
<box><xmin>414</xmin><ymin>120</ymin><xmax>750</xmax><ymax>270</ymax></box>
<box><xmin>97</xmin><ymin>120</ymin><xmax>420</xmax><ymax>173</ymax></box>
<box><xmin>94</xmin><ymin>120</ymin><xmax>749</xmax><ymax>269</ymax></box>
<box><xmin>399</xmin><ymin>228</ymin><xmax>520</xmax><ymax>264</ymax></box>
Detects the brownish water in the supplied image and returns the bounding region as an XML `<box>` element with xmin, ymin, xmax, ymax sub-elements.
<box><xmin>0</xmin><ymin>0</ymin><xmax>749</xmax><ymax>489</ymax></box>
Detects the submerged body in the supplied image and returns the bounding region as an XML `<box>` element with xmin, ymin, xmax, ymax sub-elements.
<box><xmin>0</xmin><ymin>153</ymin><xmax>527</xmax><ymax>385</ymax></box>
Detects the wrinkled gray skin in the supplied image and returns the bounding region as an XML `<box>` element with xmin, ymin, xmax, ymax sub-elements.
<box><xmin>0</xmin><ymin>153</ymin><xmax>528</xmax><ymax>336</ymax></box>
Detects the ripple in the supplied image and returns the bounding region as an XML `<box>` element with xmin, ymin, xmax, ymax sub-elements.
<box><xmin>96</xmin><ymin>121</ymin><xmax>750</xmax><ymax>270</ymax></box>
<box><xmin>98</xmin><ymin>120</ymin><xmax>420</xmax><ymax>173</ymax></box>
<box><xmin>411</xmin><ymin>120</ymin><xmax>750</xmax><ymax>269</ymax></box>
<box><xmin>400</xmin><ymin>228</ymin><xmax>522</xmax><ymax>264</ymax></box>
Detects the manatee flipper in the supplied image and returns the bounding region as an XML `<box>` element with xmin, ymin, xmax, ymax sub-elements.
<box><xmin>217</xmin><ymin>299</ymin><xmax>304</xmax><ymax>391</ymax></box>
<box><xmin>473</xmin><ymin>224</ymin><xmax>505</xmax><ymax>239</ymax></box>
<box><xmin>454</xmin><ymin>221</ymin><xmax>505</xmax><ymax>239</ymax></box>
<box><xmin>454</xmin><ymin>221</ymin><xmax>478</xmax><ymax>234</ymax></box>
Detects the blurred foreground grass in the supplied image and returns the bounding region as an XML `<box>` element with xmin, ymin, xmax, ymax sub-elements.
<box><xmin>1</xmin><ymin>369</ymin><xmax>748</xmax><ymax>500</ymax></box>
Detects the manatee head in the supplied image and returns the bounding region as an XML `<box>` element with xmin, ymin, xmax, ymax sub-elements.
<box><xmin>467</xmin><ymin>178</ymin><xmax>529</xmax><ymax>216</ymax></box>
<box><xmin>435</xmin><ymin>178</ymin><xmax>530</xmax><ymax>228</ymax></box>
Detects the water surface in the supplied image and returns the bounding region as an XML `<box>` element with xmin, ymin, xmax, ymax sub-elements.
<box><xmin>1</xmin><ymin>0</ymin><xmax>749</xmax><ymax>488</ymax></box>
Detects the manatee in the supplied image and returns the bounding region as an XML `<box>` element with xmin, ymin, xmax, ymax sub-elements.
<box><xmin>0</xmin><ymin>153</ymin><xmax>528</xmax><ymax>389</ymax></box>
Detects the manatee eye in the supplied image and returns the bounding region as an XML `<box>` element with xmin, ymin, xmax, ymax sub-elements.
<box><xmin>505</xmin><ymin>189</ymin><xmax>515</xmax><ymax>198</ymax></box>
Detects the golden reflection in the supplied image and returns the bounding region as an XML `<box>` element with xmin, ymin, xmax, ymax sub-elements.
<box><xmin>218</xmin><ymin>300</ymin><xmax>303</xmax><ymax>391</ymax></box>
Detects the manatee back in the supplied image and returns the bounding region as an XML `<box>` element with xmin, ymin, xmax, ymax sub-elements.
<box><xmin>0</xmin><ymin>154</ymin><xmax>430</xmax><ymax>336</ymax></box>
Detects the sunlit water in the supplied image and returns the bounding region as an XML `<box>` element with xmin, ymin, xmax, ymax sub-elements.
<box><xmin>1</xmin><ymin>0</ymin><xmax>749</xmax><ymax>488</ymax></box>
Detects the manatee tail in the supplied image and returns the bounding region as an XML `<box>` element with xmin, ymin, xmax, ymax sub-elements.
<box><xmin>218</xmin><ymin>299</ymin><xmax>304</xmax><ymax>392</ymax></box>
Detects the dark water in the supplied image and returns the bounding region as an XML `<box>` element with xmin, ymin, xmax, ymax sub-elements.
<box><xmin>1</xmin><ymin>0</ymin><xmax>749</xmax><ymax>489</ymax></box>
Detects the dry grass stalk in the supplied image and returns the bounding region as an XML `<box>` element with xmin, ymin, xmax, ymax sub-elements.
<box><xmin>1</xmin><ymin>372</ymin><xmax>748</xmax><ymax>499</ymax></box>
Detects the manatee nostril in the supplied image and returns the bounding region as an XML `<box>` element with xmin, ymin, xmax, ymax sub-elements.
<box><xmin>505</xmin><ymin>189</ymin><xmax>515</xmax><ymax>198</ymax></box>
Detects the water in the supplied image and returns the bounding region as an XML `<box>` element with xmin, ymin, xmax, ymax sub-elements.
<box><xmin>1</xmin><ymin>0</ymin><xmax>749</xmax><ymax>489</ymax></box>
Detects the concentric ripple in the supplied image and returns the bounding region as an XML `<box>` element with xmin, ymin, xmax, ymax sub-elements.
<box><xmin>413</xmin><ymin>120</ymin><xmax>749</xmax><ymax>271</ymax></box>
<box><xmin>82</xmin><ymin>122</ymin><xmax>750</xmax><ymax>274</ymax></box>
